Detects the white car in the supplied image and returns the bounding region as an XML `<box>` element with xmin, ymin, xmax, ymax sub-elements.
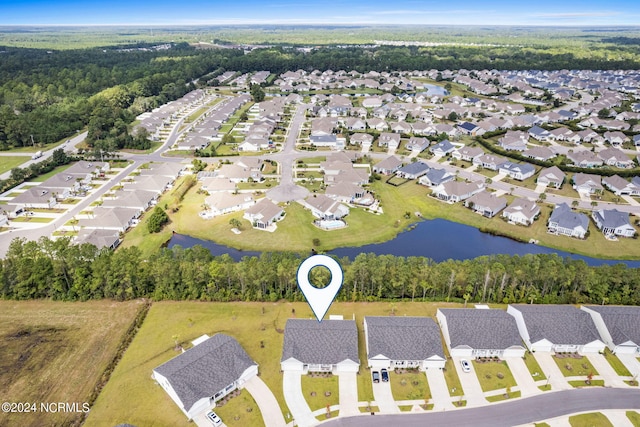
<box><xmin>206</xmin><ymin>411</ymin><xmax>223</xmax><ymax>426</ymax></box>
<box><xmin>460</xmin><ymin>359</ymin><xmax>471</xmax><ymax>373</ymax></box>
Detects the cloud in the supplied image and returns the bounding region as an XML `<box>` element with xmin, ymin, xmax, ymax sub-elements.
<box><xmin>532</xmin><ymin>11</ymin><xmax>621</xmax><ymax>18</ymax></box>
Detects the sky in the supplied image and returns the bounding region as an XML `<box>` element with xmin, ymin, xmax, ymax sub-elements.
<box><xmin>0</xmin><ymin>0</ymin><xmax>639</xmax><ymax>26</ymax></box>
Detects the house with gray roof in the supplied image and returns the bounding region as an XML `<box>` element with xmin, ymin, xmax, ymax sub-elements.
<box><xmin>528</xmin><ymin>125</ymin><xmax>551</xmax><ymax>141</ymax></box>
<box><xmin>591</xmin><ymin>208</ymin><xmax>636</xmax><ymax>238</ymax></box>
<box><xmin>405</xmin><ymin>137</ymin><xmax>430</xmax><ymax>152</ymax></box>
<box><xmin>364</xmin><ymin>316</ymin><xmax>446</xmax><ymax>370</ymax></box>
<box><xmin>75</xmin><ymin>229</ymin><xmax>120</xmax><ymax>250</ymax></box>
<box><xmin>603</xmin><ymin>175</ymin><xmax>640</xmax><ymax>196</ymax></box>
<box><xmin>598</xmin><ymin>147</ymin><xmax>634</xmax><ymax>169</ymax></box>
<box><xmin>152</xmin><ymin>334</ymin><xmax>258</xmax><ymax>420</ymax></box>
<box><xmin>452</xmin><ymin>145</ymin><xmax>483</xmax><ymax>162</ymax></box>
<box><xmin>503</xmin><ymin>198</ymin><xmax>540</xmax><ymax>226</ymax></box>
<box><xmin>78</xmin><ymin>207</ymin><xmax>140</xmax><ymax>233</ymax></box>
<box><xmin>433</xmin><ymin>180</ymin><xmax>484</xmax><ymax>202</ymax></box>
<box><xmin>581</xmin><ymin>306</ymin><xmax>640</xmax><ymax>355</ymax></box>
<box><xmin>373</xmin><ymin>155</ymin><xmax>402</xmax><ymax>175</ymax></box>
<box><xmin>523</xmin><ymin>146</ymin><xmax>556</xmax><ymax>162</ymax></box>
<box><xmin>547</xmin><ymin>203</ymin><xmax>589</xmax><ymax>239</ymax></box>
<box><xmin>204</xmin><ymin>193</ymin><xmax>255</xmax><ymax>218</ymax></box>
<box><xmin>537</xmin><ymin>166</ymin><xmax>565</xmax><ymax>189</ymax></box>
<box><xmin>396</xmin><ymin>161</ymin><xmax>430</xmax><ymax>180</ymax></box>
<box><xmin>303</xmin><ymin>194</ymin><xmax>349</xmax><ymax>220</ymax></box>
<box><xmin>436</xmin><ymin>308</ymin><xmax>525</xmax><ymax>358</ymax></box>
<box><xmin>243</xmin><ymin>198</ymin><xmax>284</xmax><ymax>230</ymax></box>
<box><xmin>567</xmin><ymin>150</ymin><xmax>603</xmax><ymax>168</ymax></box>
<box><xmin>473</xmin><ymin>153</ymin><xmax>508</xmax><ymax>171</ymax></box>
<box><xmin>429</xmin><ymin>139</ymin><xmax>456</xmax><ymax>156</ymax></box>
<box><xmin>101</xmin><ymin>190</ymin><xmax>158</xmax><ymax>215</ymax></box>
<box><xmin>572</xmin><ymin>173</ymin><xmax>603</xmax><ymax>194</ymax></box>
<box><xmin>507</xmin><ymin>305</ymin><xmax>605</xmax><ymax>353</ymax></box>
<box><xmin>499</xmin><ymin>162</ymin><xmax>536</xmax><ymax>181</ymax></box>
<box><xmin>7</xmin><ymin>187</ymin><xmax>58</xmax><ymax>215</ymax></box>
<box><xmin>281</xmin><ymin>319</ymin><xmax>359</xmax><ymax>374</ymax></box>
<box><xmin>419</xmin><ymin>167</ymin><xmax>455</xmax><ymax>187</ymax></box>
<box><xmin>465</xmin><ymin>190</ymin><xmax>507</xmax><ymax>218</ymax></box>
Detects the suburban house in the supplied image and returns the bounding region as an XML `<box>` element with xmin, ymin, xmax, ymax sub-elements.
<box><xmin>429</xmin><ymin>139</ymin><xmax>456</xmax><ymax>157</ymax></box>
<box><xmin>152</xmin><ymin>334</ymin><xmax>258</xmax><ymax>420</ymax></box>
<box><xmin>537</xmin><ymin>166</ymin><xmax>565</xmax><ymax>189</ymax></box>
<box><xmin>603</xmin><ymin>175</ymin><xmax>640</xmax><ymax>196</ymax></box>
<box><xmin>373</xmin><ymin>156</ymin><xmax>402</xmax><ymax>175</ymax></box>
<box><xmin>364</xmin><ymin>316</ymin><xmax>446</xmax><ymax>371</ymax></box>
<box><xmin>281</xmin><ymin>319</ymin><xmax>359</xmax><ymax>374</ymax></box>
<box><xmin>572</xmin><ymin>173</ymin><xmax>604</xmax><ymax>194</ymax></box>
<box><xmin>503</xmin><ymin>198</ymin><xmax>540</xmax><ymax>226</ymax></box>
<box><xmin>473</xmin><ymin>154</ymin><xmax>508</xmax><ymax>171</ymax></box>
<box><xmin>325</xmin><ymin>182</ymin><xmax>372</xmax><ymax>205</ymax></box>
<box><xmin>547</xmin><ymin>203</ymin><xmax>589</xmax><ymax>239</ymax></box>
<box><xmin>302</xmin><ymin>194</ymin><xmax>349</xmax><ymax>220</ymax></box>
<box><xmin>433</xmin><ymin>180</ymin><xmax>484</xmax><ymax>202</ymax></box>
<box><xmin>464</xmin><ymin>190</ymin><xmax>507</xmax><ymax>218</ymax></box>
<box><xmin>204</xmin><ymin>193</ymin><xmax>255</xmax><ymax>217</ymax></box>
<box><xmin>396</xmin><ymin>161</ymin><xmax>431</xmax><ymax>180</ymax></box>
<box><xmin>567</xmin><ymin>150</ymin><xmax>603</xmax><ymax>168</ymax></box>
<box><xmin>507</xmin><ymin>305</ymin><xmax>606</xmax><ymax>353</ymax></box>
<box><xmin>591</xmin><ymin>208</ymin><xmax>636</xmax><ymax>238</ymax></box>
<box><xmin>7</xmin><ymin>187</ymin><xmax>58</xmax><ymax>215</ymax></box>
<box><xmin>124</xmin><ymin>174</ymin><xmax>173</xmax><ymax>194</ymax></box>
<box><xmin>243</xmin><ymin>198</ymin><xmax>284</xmax><ymax>230</ymax></box>
<box><xmin>101</xmin><ymin>189</ymin><xmax>158</xmax><ymax>216</ymax></box>
<box><xmin>405</xmin><ymin>137</ymin><xmax>430</xmax><ymax>152</ymax></box>
<box><xmin>74</xmin><ymin>229</ymin><xmax>121</xmax><ymax>251</ymax></box>
<box><xmin>378</xmin><ymin>132</ymin><xmax>401</xmax><ymax>150</ymax></box>
<box><xmin>499</xmin><ymin>162</ymin><xmax>536</xmax><ymax>181</ymax></box>
<box><xmin>598</xmin><ymin>147</ymin><xmax>634</xmax><ymax>169</ymax></box>
<box><xmin>581</xmin><ymin>306</ymin><xmax>640</xmax><ymax>354</ymax></box>
<box><xmin>528</xmin><ymin>125</ymin><xmax>551</xmax><ymax>141</ymax></box>
<box><xmin>523</xmin><ymin>146</ymin><xmax>556</xmax><ymax>162</ymax></box>
<box><xmin>436</xmin><ymin>308</ymin><xmax>526</xmax><ymax>358</ymax></box>
<box><xmin>419</xmin><ymin>167</ymin><xmax>455</xmax><ymax>187</ymax></box>
<box><xmin>452</xmin><ymin>146</ymin><xmax>483</xmax><ymax>162</ymax></box>
<box><xmin>78</xmin><ymin>207</ymin><xmax>140</xmax><ymax>233</ymax></box>
<box><xmin>350</xmin><ymin>133</ymin><xmax>374</xmax><ymax>148</ymax></box>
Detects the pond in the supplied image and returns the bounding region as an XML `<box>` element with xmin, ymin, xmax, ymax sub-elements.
<box><xmin>168</xmin><ymin>219</ymin><xmax>640</xmax><ymax>268</ymax></box>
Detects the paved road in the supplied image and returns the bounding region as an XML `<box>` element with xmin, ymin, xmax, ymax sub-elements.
<box><xmin>322</xmin><ymin>388</ymin><xmax>640</xmax><ymax>427</ymax></box>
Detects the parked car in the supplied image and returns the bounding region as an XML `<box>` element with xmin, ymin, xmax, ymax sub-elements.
<box><xmin>372</xmin><ymin>371</ymin><xmax>380</xmax><ymax>383</ymax></box>
<box><xmin>206</xmin><ymin>411</ymin><xmax>223</xmax><ymax>426</ymax></box>
<box><xmin>381</xmin><ymin>368</ymin><xmax>389</xmax><ymax>382</ymax></box>
<box><xmin>460</xmin><ymin>359</ymin><xmax>471</xmax><ymax>373</ymax></box>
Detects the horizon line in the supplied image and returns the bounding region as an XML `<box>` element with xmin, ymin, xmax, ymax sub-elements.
<box><xmin>2</xmin><ymin>23</ymin><xmax>640</xmax><ymax>28</ymax></box>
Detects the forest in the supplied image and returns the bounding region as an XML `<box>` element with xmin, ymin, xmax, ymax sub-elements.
<box><xmin>1</xmin><ymin>237</ymin><xmax>638</xmax><ymax>306</ymax></box>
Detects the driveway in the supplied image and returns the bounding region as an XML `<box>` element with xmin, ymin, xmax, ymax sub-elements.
<box><xmin>282</xmin><ymin>371</ymin><xmax>317</xmax><ymax>427</ymax></box>
<box><xmin>424</xmin><ymin>368</ymin><xmax>454</xmax><ymax>410</ymax></box>
<box><xmin>244</xmin><ymin>376</ymin><xmax>287</xmax><ymax>427</ymax></box>
<box><xmin>533</xmin><ymin>353</ymin><xmax>571</xmax><ymax>391</ymax></box>
<box><xmin>617</xmin><ymin>353</ymin><xmax>640</xmax><ymax>378</ymax></box>
<box><xmin>452</xmin><ymin>357</ymin><xmax>487</xmax><ymax>407</ymax></box>
<box><xmin>504</xmin><ymin>357</ymin><xmax>539</xmax><ymax>397</ymax></box>
<box><xmin>371</xmin><ymin>374</ymin><xmax>400</xmax><ymax>414</ymax></box>
<box><xmin>585</xmin><ymin>353</ymin><xmax>628</xmax><ymax>387</ymax></box>
<box><xmin>337</xmin><ymin>372</ymin><xmax>359</xmax><ymax>417</ymax></box>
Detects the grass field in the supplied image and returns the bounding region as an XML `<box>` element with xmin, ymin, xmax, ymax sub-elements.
<box><xmin>524</xmin><ymin>353</ymin><xmax>547</xmax><ymax>381</ymax></box>
<box><xmin>0</xmin><ymin>300</ymin><xmax>142</xmax><ymax>427</ymax></box>
<box><xmin>628</xmin><ymin>411</ymin><xmax>640</xmax><ymax>427</ymax></box>
<box><xmin>472</xmin><ymin>360</ymin><xmax>517</xmax><ymax>392</ymax></box>
<box><xmin>30</xmin><ymin>163</ymin><xmax>74</xmax><ymax>182</ymax></box>
<box><xmin>137</xmin><ymin>173</ymin><xmax>640</xmax><ymax>260</ymax></box>
<box><xmin>214</xmin><ymin>389</ymin><xmax>264</xmax><ymax>427</ymax></box>
<box><xmin>0</xmin><ymin>156</ymin><xmax>30</xmax><ymax>174</ymax></box>
<box><xmin>553</xmin><ymin>356</ymin><xmax>598</xmax><ymax>377</ymax></box>
<box><xmin>301</xmin><ymin>375</ymin><xmax>339</xmax><ymax>411</ymax></box>
<box><xmin>85</xmin><ymin>301</ymin><xmax>461</xmax><ymax>427</ymax></box>
<box><xmin>569</xmin><ymin>412</ymin><xmax>614</xmax><ymax>427</ymax></box>
<box><xmin>603</xmin><ymin>350</ymin><xmax>632</xmax><ymax>376</ymax></box>
<box><xmin>390</xmin><ymin>370</ymin><xmax>430</xmax><ymax>401</ymax></box>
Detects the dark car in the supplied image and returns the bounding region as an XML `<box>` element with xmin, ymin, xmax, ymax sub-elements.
<box><xmin>372</xmin><ymin>371</ymin><xmax>380</xmax><ymax>383</ymax></box>
<box><xmin>381</xmin><ymin>368</ymin><xmax>389</xmax><ymax>382</ymax></box>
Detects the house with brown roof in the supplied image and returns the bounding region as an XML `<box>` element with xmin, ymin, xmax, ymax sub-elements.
<box><xmin>603</xmin><ymin>175</ymin><xmax>640</xmax><ymax>196</ymax></box>
<box><xmin>537</xmin><ymin>166</ymin><xmax>565</xmax><ymax>189</ymax></box>
<box><xmin>572</xmin><ymin>173</ymin><xmax>604</xmax><ymax>194</ymax></box>
<box><xmin>598</xmin><ymin>147</ymin><xmax>634</xmax><ymax>169</ymax></box>
<box><xmin>503</xmin><ymin>198</ymin><xmax>540</xmax><ymax>226</ymax></box>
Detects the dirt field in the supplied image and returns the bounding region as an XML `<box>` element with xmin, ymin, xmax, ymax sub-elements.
<box><xmin>0</xmin><ymin>300</ymin><xmax>143</xmax><ymax>427</ymax></box>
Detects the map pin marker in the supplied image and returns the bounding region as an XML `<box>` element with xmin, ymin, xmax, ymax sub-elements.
<box><xmin>297</xmin><ymin>255</ymin><xmax>343</xmax><ymax>322</ymax></box>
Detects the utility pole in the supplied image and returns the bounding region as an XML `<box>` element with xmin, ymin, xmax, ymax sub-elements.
<box><xmin>30</xmin><ymin>134</ymin><xmax>35</xmax><ymax>147</ymax></box>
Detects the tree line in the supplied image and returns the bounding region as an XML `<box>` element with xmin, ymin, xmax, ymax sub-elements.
<box><xmin>1</xmin><ymin>237</ymin><xmax>638</xmax><ymax>306</ymax></box>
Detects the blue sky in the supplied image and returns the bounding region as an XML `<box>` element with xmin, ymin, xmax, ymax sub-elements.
<box><xmin>1</xmin><ymin>0</ymin><xmax>639</xmax><ymax>26</ymax></box>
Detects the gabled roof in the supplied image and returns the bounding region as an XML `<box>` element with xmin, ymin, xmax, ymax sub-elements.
<box><xmin>374</xmin><ymin>155</ymin><xmax>402</xmax><ymax>171</ymax></box>
<box><xmin>549</xmin><ymin>203</ymin><xmax>589</xmax><ymax>231</ymax></box>
<box><xmin>397</xmin><ymin>161</ymin><xmax>430</xmax><ymax>176</ymax></box>
<box><xmin>154</xmin><ymin>334</ymin><xmax>256</xmax><ymax>412</ymax></box>
<box><xmin>509</xmin><ymin>305</ymin><xmax>601</xmax><ymax>346</ymax></box>
<box><xmin>282</xmin><ymin>319</ymin><xmax>359</xmax><ymax>365</ymax></box>
<box><xmin>430</xmin><ymin>139</ymin><xmax>455</xmax><ymax>153</ymax></box>
<box><xmin>538</xmin><ymin>166</ymin><xmax>565</xmax><ymax>183</ymax></box>
<box><xmin>365</xmin><ymin>316</ymin><xmax>444</xmax><ymax>361</ymax></box>
<box><xmin>500</xmin><ymin>161</ymin><xmax>535</xmax><ymax>175</ymax></box>
<box><xmin>438</xmin><ymin>308</ymin><xmax>523</xmax><ymax>350</ymax></box>
<box><xmin>583</xmin><ymin>305</ymin><xmax>640</xmax><ymax>346</ymax></box>
<box><xmin>592</xmin><ymin>208</ymin><xmax>631</xmax><ymax>230</ymax></box>
<box><xmin>422</xmin><ymin>168</ymin><xmax>454</xmax><ymax>186</ymax></box>
<box><xmin>504</xmin><ymin>198</ymin><xmax>540</xmax><ymax>219</ymax></box>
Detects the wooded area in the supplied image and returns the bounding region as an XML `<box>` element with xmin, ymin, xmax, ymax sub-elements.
<box><xmin>1</xmin><ymin>237</ymin><xmax>638</xmax><ymax>306</ymax></box>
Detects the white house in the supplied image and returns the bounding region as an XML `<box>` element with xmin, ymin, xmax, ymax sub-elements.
<box><xmin>281</xmin><ymin>319</ymin><xmax>359</xmax><ymax>374</ymax></box>
<box><xmin>507</xmin><ymin>305</ymin><xmax>606</xmax><ymax>353</ymax></box>
<box><xmin>364</xmin><ymin>316</ymin><xmax>446</xmax><ymax>371</ymax></box>
<box><xmin>503</xmin><ymin>198</ymin><xmax>540</xmax><ymax>226</ymax></box>
<box><xmin>591</xmin><ymin>208</ymin><xmax>636</xmax><ymax>238</ymax></box>
<box><xmin>581</xmin><ymin>306</ymin><xmax>640</xmax><ymax>355</ymax></box>
<box><xmin>436</xmin><ymin>308</ymin><xmax>526</xmax><ymax>359</ymax></box>
<box><xmin>152</xmin><ymin>334</ymin><xmax>258</xmax><ymax>420</ymax></box>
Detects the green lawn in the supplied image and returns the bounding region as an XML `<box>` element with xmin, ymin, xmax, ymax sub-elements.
<box><xmin>443</xmin><ymin>358</ymin><xmax>464</xmax><ymax>397</ymax></box>
<box><xmin>11</xmin><ymin>216</ymin><xmax>53</xmax><ymax>223</ymax></box>
<box><xmin>568</xmin><ymin>379</ymin><xmax>605</xmax><ymax>387</ymax></box>
<box><xmin>472</xmin><ymin>360</ymin><xmax>517</xmax><ymax>392</ymax></box>
<box><xmin>398</xmin><ymin>404</ymin><xmax>413</xmax><ymax>411</ymax></box>
<box><xmin>390</xmin><ymin>370</ymin><xmax>430</xmax><ymax>401</ymax></box>
<box><xmin>316</xmin><ymin>409</ymin><xmax>339</xmax><ymax>422</ymax></box>
<box><xmin>524</xmin><ymin>353</ymin><xmax>547</xmax><ymax>381</ymax></box>
<box><xmin>603</xmin><ymin>349</ymin><xmax>632</xmax><ymax>376</ymax></box>
<box><xmin>552</xmin><ymin>355</ymin><xmax>598</xmax><ymax>377</ymax></box>
<box><xmin>485</xmin><ymin>390</ymin><xmax>521</xmax><ymax>402</ymax></box>
<box><xmin>0</xmin><ymin>156</ymin><xmax>31</xmax><ymax>174</ymax></box>
<box><xmin>30</xmin><ymin>163</ymin><xmax>74</xmax><ymax>182</ymax></box>
<box><xmin>214</xmin><ymin>389</ymin><xmax>264</xmax><ymax>427</ymax></box>
<box><xmin>627</xmin><ymin>411</ymin><xmax>640</xmax><ymax>427</ymax></box>
<box><xmin>301</xmin><ymin>375</ymin><xmax>339</xmax><ymax>412</ymax></box>
<box><xmin>359</xmin><ymin>405</ymin><xmax>379</xmax><ymax>413</ymax></box>
<box><xmin>569</xmin><ymin>412</ymin><xmax>613</xmax><ymax>427</ymax></box>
